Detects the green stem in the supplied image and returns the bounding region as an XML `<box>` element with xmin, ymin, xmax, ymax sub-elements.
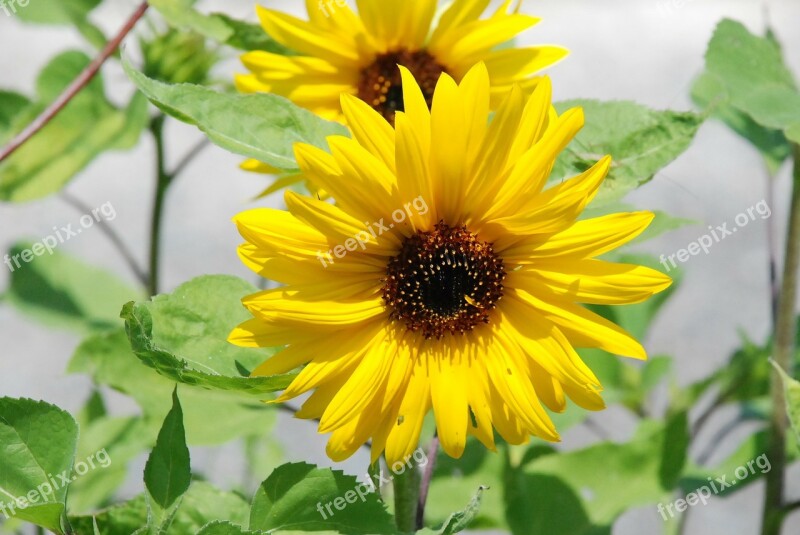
<box><xmin>148</xmin><ymin>114</ymin><xmax>171</xmax><ymax>297</ymax></box>
<box><xmin>762</xmin><ymin>143</ymin><xmax>800</xmax><ymax>535</ymax></box>
<box><xmin>393</xmin><ymin>458</ymin><xmax>421</xmax><ymax>533</ymax></box>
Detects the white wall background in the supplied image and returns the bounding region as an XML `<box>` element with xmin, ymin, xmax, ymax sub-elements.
<box><xmin>1</xmin><ymin>0</ymin><xmax>799</xmax><ymax>533</ymax></box>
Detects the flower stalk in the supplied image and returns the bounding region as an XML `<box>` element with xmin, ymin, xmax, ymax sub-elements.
<box><xmin>762</xmin><ymin>143</ymin><xmax>800</xmax><ymax>535</ymax></box>
<box><xmin>393</xmin><ymin>459</ymin><xmax>421</xmax><ymax>533</ymax></box>
<box><xmin>148</xmin><ymin>114</ymin><xmax>171</xmax><ymax>297</ymax></box>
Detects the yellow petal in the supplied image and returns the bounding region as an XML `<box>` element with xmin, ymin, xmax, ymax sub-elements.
<box><xmin>340</xmin><ymin>93</ymin><xmax>396</xmax><ymax>172</ymax></box>
<box><xmin>504</xmin><ymin>211</ymin><xmax>656</xmax><ymax>261</ymax></box>
<box><xmin>510</xmin><ymin>286</ymin><xmax>647</xmax><ymax>360</ymax></box>
<box><xmin>511</xmin><ymin>259</ymin><xmax>673</xmax><ymax>305</ymax></box>
<box><xmin>257</xmin><ymin>6</ymin><xmax>359</xmax><ymax>64</ymax></box>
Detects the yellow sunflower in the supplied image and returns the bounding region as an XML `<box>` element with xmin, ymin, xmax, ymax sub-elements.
<box><xmin>235</xmin><ymin>0</ymin><xmax>568</xmax><ymax>123</ymax></box>
<box><xmin>229</xmin><ymin>63</ymin><xmax>672</xmax><ymax>465</ymax></box>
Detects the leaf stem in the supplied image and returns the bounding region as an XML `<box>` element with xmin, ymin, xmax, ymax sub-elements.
<box><xmin>762</xmin><ymin>143</ymin><xmax>800</xmax><ymax>535</ymax></box>
<box><xmin>0</xmin><ymin>2</ymin><xmax>149</xmax><ymax>163</ymax></box>
<box><xmin>148</xmin><ymin>114</ymin><xmax>171</xmax><ymax>296</ymax></box>
<box><xmin>416</xmin><ymin>433</ymin><xmax>439</xmax><ymax>530</ymax></box>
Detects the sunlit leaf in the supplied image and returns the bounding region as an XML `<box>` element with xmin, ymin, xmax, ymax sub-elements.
<box><xmin>552</xmin><ymin>100</ymin><xmax>703</xmax><ymax>206</ymax></box>
<box><xmin>0</xmin><ymin>398</ymin><xmax>79</xmax><ymax>533</ymax></box>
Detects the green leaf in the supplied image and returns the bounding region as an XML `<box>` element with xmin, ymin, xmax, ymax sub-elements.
<box><xmin>70</xmin><ymin>482</ymin><xmax>250</xmax><ymax>535</ymax></box>
<box><xmin>659</xmin><ymin>411</ymin><xmax>690</xmax><ymax>489</ymax></box>
<box><xmin>144</xmin><ymin>389</ymin><xmax>191</xmax><ymax>511</ymax></box>
<box><xmin>703</xmin><ymin>19</ymin><xmax>800</xmax><ymax>144</ymax></box>
<box><xmin>771</xmin><ymin>361</ymin><xmax>800</xmax><ymax>446</ymax></box>
<box><xmin>69</xmin><ymin>496</ymin><xmax>148</xmax><ymax>535</ymax></box>
<box><xmin>212</xmin><ymin>13</ymin><xmax>294</xmax><ymax>54</ymax></box>
<box><xmin>641</xmin><ymin>356</ymin><xmax>673</xmax><ymax>392</ymax></box>
<box><xmin>0</xmin><ymin>398</ymin><xmax>79</xmax><ymax>534</ymax></box>
<box><xmin>4</xmin><ymin>242</ymin><xmax>141</xmax><ymax>333</ymax></box>
<box><xmin>68</xmin><ymin>412</ymin><xmax>151</xmax><ymax>514</ymax></box>
<box><xmin>69</xmin><ymin>328</ymin><xmax>279</xmax><ymax>446</ymax></box>
<box><xmin>168</xmin><ymin>482</ymin><xmax>250</xmax><ymax>534</ymax></box>
<box><xmin>705</xmin><ymin>19</ymin><xmax>796</xmax><ymax>102</ymax></box>
<box><xmin>691</xmin><ymin>72</ymin><xmax>791</xmax><ymax>175</ymax></box>
<box><xmin>552</xmin><ymin>100</ymin><xmax>703</xmax><ymax>207</ymax></box>
<box><xmin>197</xmin><ymin>522</ymin><xmax>264</xmax><ymax>535</ymax></box>
<box><xmin>0</xmin><ymin>51</ymin><xmax>149</xmax><ymax>201</ymax></box>
<box><xmin>12</xmin><ymin>0</ymin><xmax>101</xmax><ymax>25</ymax></box>
<box><xmin>427</xmin><ymin>440</ymin><xmax>505</xmax><ymax>529</ymax></box>
<box><xmin>148</xmin><ymin>0</ymin><xmax>232</xmax><ymax>42</ymax></box>
<box><xmin>505</xmin><ymin>420</ymin><xmax>680</xmax><ymax>534</ymax></box>
<box><xmin>121</xmin><ymin>275</ymin><xmax>296</xmax><ymax>396</ymax></box>
<box><xmin>736</xmin><ymin>85</ymin><xmax>800</xmax><ymax>144</ymax></box>
<box><xmin>418</xmin><ymin>487</ymin><xmax>486</xmax><ymax>535</ymax></box>
<box><xmin>0</xmin><ymin>91</ymin><xmax>32</xmax><ymax>138</ymax></box>
<box><xmin>122</xmin><ymin>56</ymin><xmax>348</xmax><ymax>172</ymax></box>
<box><xmin>249</xmin><ymin>462</ymin><xmax>397</xmax><ymax>534</ymax></box>
<box><xmin>681</xmin><ymin>430</ymin><xmax>777</xmax><ymax>498</ymax></box>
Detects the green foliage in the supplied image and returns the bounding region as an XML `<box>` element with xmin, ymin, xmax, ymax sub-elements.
<box><xmin>772</xmin><ymin>362</ymin><xmax>800</xmax><ymax>447</ymax></box>
<box><xmin>3</xmin><ymin>242</ymin><xmax>141</xmax><ymax>333</ymax></box>
<box><xmin>11</xmin><ymin>0</ymin><xmax>106</xmax><ymax>48</ymax></box>
<box><xmin>692</xmin><ymin>72</ymin><xmax>791</xmax><ymax>175</ymax></box>
<box><xmin>418</xmin><ymin>487</ymin><xmax>486</xmax><ymax>535</ymax></box>
<box><xmin>505</xmin><ymin>419</ymin><xmax>688</xmax><ymax>535</ymax></box>
<box><xmin>552</xmin><ymin>100</ymin><xmax>704</xmax><ymax>206</ymax></box>
<box><xmin>250</xmin><ymin>462</ymin><xmax>397</xmax><ymax>534</ymax></box>
<box><xmin>121</xmin><ymin>275</ymin><xmax>295</xmax><ymax>395</ymax></box>
<box><xmin>144</xmin><ymin>389</ymin><xmax>191</xmax><ymax>513</ymax></box>
<box><xmin>68</xmin><ymin>414</ymin><xmax>149</xmax><ymax>514</ymax></box>
<box><xmin>146</xmin><ymin>0</ymin><xmax>291</xmax><ymax>53</ymax></box>
<box><xmin>695</xmin><ymin>19</ymin><xmax>800</xmax><ymax>161</ymax></box>
<box><xmin>0</xmin><ymin>91</ymin><xmax>32</xmax><ymax>138</ymax></box>
<box><xmin>69</xmin><ymin>328</ymin><xmax>279</xmax><ymax>446</ymax></box>
<box><xmin>0</xmin><ymin>398</ymin><xmax>79</xmax><ymax>533</ymax></box>
<box><xmin>140</xmin><ymin>28</ymin><xmax>218</xmax><ymax>86</ymax></box>
<box><xmin>213</xmin><ymin>14</ymin><xmax>294</xmax><ymax>54</ymax></box>
<box><xmin>427</xmin><ymin>441</ymin><xmax>504</xmax><ymax>529</ymax></box>
<box><xmin>122</xmin><ymin>57</ymin><xmax>348</xmax><ymax>172</ymax></box>
<box><xmin>12</xmin><ymin>0</ymin><xmax>100</xmax><ymax>24</ymax></box>
<box><xmin>2</xmin><ymin>6</ymin><xmax>795</xmax><ymax>535</ymax></box>
<box><xmin>0</xmin><ymin>52</ymin><xmax>148</xmax><ymax>202</ymax></box>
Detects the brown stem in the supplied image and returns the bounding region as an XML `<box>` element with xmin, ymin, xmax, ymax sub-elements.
<box><xmin>416</xmin><ymin>433</ymin><xmax>439</xmax><ymax>530</ymax></box>
<box><xmin>761</xmin><ymin>144</ymin><xmax>800</xmax><ymax>535</ymax></box>
<box><xmin>0</xmin><ymin>2</ymin><xmax>149</xmax><ymax>163</ymax></box>
<box><xmin>60</xmin><ymin>191</ymin><xmax>148</xmax><ymax>286</ymax></box>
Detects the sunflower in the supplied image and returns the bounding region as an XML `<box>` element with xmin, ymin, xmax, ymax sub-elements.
<box><xmin>235</xmin><ymin>0</ymin><xmax>568</xmax><ymax>123</ymax></box>
<box><xmin>229</xmin><ymin>63</ymin><xmax>672</xmax><ymax>465</ymax></box>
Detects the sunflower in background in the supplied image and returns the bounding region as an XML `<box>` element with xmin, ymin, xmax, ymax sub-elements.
<box><xmin>236</xmin><ymin>0</ymin><xmax>567</xmax><ymax>123</ymax></box>
<box><xmin>229</xmin><ymin>63</ymin><xmax>672</xmax><ymax>465</ymax></box>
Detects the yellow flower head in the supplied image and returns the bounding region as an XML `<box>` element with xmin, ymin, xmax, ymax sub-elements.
<box><xmin>230</xmin><ymin>63</ymin><xmax>672</xmax><ymax>465</ymax></box>
<box><xmin>235</xmin><ymin>0</ymin><xmax>568</xmax><ymax>123</ymax></box>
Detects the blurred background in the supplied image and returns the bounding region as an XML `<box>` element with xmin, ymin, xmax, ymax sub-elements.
<box><xmin>1</xmin><ymin>0</ymin><xmax>799</xmax><ymax>533</ymax></box>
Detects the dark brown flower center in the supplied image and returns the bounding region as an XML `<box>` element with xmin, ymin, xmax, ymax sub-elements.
<box><xmin>357</xmin><ymin>49</ymin><xmax>447</xmax><ymax>124</ymax></box>
<box><xmin>382</xmin><ymin>222</ymin><xmax>506</xmax><ymax>339</ymax></box>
